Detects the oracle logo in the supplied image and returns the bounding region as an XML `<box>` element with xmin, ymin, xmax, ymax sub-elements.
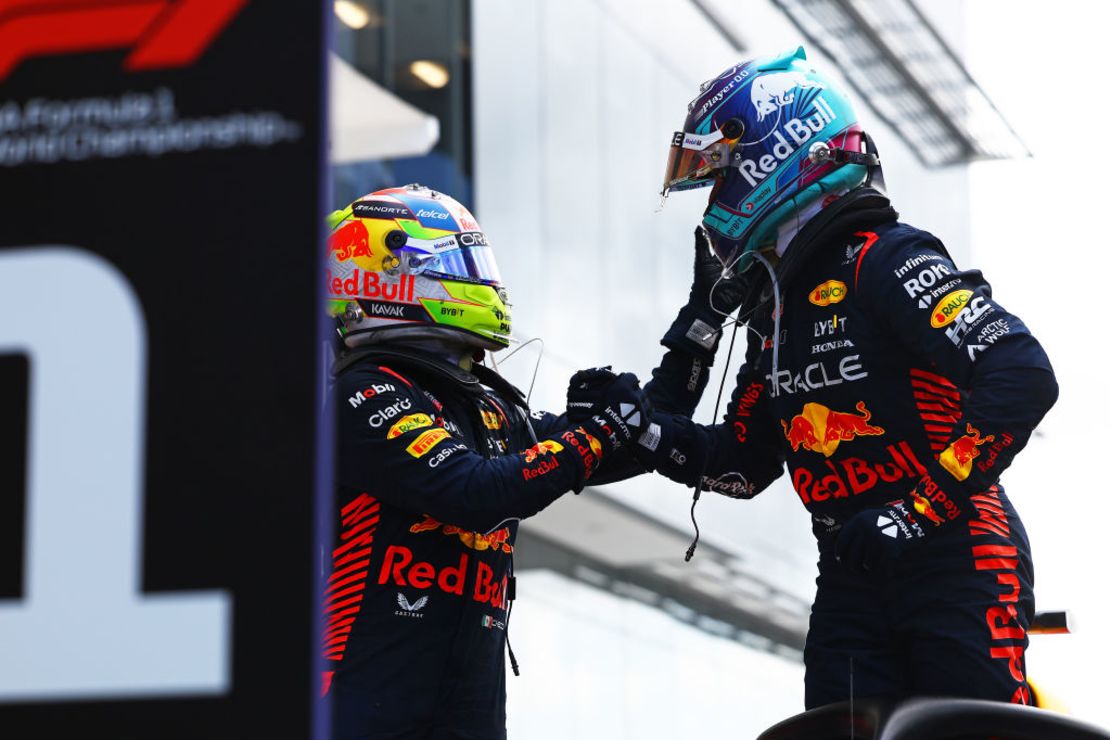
<box><xmin>0</xmin><ymin>0</ymin><xmax>249</xmax><ymax>82</ymax></box>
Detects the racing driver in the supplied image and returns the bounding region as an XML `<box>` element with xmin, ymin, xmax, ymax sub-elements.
<box><xmin>322</xmin><ymin>184</ymin><xmax>651</xmax><ymax>738</ymax></box>
<box><xmin>577</xmin><ymin>48</ymin><xmax>1059</xmax><ymax>709</ymax></box>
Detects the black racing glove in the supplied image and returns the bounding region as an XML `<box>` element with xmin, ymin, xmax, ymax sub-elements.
<box><xmin>566</xmin><ymin>367</ymin><xmax>653</xmax><ymax>457</ymax></box>
<box><xmin>835</xmin><ymin>498</ymin><xmax>931</xmax><ymax>576</ymax></box>
<box><xmin>661</xmin><ymin>226</ymin><xmax>750</xmax><ymax>359</ymax></box>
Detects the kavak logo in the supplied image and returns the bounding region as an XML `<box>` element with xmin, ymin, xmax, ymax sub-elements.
<box><xmin>0</xmin><ymin>0</ymin><xmax>249</xmax><ymax>81</ymax></box>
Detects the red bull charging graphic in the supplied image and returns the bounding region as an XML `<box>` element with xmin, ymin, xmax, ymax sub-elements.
<box><xmin>781</xmin><ymin>401</ymin><xmax>885</xmax><ymax>457</ymax></box>
<box><xmin>409</xmin><ymin>515</ymin><xmax>513</xmax><ymax>553</ymax></box>
<box><xmin>939</xmin><ymin>423</ymin><xmax>995</xmax><ymax>481</ymax></box>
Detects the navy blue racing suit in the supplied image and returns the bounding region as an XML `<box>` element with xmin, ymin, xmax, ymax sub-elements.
<box><xmin>323</xmin><ymin>349</ymin><xmax>608</xmax><ymax>739</ymax></box>
<box><xmin>643</xmin><ymin>217</ymin><xmax>1057</xmax><ymax>708</ymax></box>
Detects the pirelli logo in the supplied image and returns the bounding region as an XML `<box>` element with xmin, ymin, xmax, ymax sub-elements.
<box><xmin>0</xmin><ymin>0</ymin><xmax>249</xmax><ymax>82</ymax></box>
<box><xmin>406</xmin><ymin>428</ymin><xmax>451</xmax><ymax>459</ymax></box>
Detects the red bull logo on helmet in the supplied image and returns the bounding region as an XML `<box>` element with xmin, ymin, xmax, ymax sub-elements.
<box><xmin>781</xmin><ymin>401</ymin><xmax>884</xmax><ymax>457</ymax></box>
<box><xmin>736</xmin><ymin>96</ymin><xmax>837</xmax><ymax>188</ymax></box>
<box><xmin>330</xmin><ymin>220</ymin><xmax>373</xmax><ymax>261</ymax></box>
<box><xmin>326</xmin><ymin>269</ymin><xmax>416</xmax><ymax>303</ymax></box>
<box><xmin>409</xmin><ymin>514</ymin><xmax>513</xmax><ymax>553</ymax></box>
<box><xmin>750</xmin><ymin>71</ymin><xmax>823</xmax><ymax>121</ymax></box>
<box><xmin>939</xmin><ymin>423</ymin><xmax>995</xmax><ymax>481</ymax></box>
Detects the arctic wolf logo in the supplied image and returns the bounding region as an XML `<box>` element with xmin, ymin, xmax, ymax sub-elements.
<box><xmin>751</xmin><ymin>71</ymin><xmax>823</xmax><ymax>121</ymax></box>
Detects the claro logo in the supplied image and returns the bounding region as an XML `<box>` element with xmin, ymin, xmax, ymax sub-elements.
<box><xmin>0</xmin><ymin>0</ymin><xmax>249</xmax><ymax>82</ymax></box>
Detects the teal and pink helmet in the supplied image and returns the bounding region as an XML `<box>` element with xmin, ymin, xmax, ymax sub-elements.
<box><xmin>662</xmin><ymin>47</ymin><xmax>879</xmax><ymax>270</ymax></box>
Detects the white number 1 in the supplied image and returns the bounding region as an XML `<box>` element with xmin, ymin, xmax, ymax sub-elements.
<box><xmin>0</xmin><ymin>247</ymin><xmax>231</xmax><ymax>701</ymax></box>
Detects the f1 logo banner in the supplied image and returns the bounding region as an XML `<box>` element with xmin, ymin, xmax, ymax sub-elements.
<box><xmin>0</xmin><ymin>3</ymin><xmax>326</xmax><ymax>738</ymax></box>
<box><xmin>0</xmin><ymin>0</ymin><xmax>249</xmax><ymax>81</ymax></box>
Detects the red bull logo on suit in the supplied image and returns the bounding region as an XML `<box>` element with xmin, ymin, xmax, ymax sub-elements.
<box><xmin>939</xmin><ymin>423</ymin><xmax>995</xmax><ymax>481</ymax></box>
<box><xmin>409</xmin><ymin>514</ymin><xmax>513</xmax><ymax>553</ymax></box>
<box><xmin>781</xmin><ymin>401</ymin><xmax>885</xmax><ymax>457</ymax></box>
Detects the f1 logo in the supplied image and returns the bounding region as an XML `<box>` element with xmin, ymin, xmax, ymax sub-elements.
<box><xmin>0</xmin><ymin>0</ymin><xmax>249</xmax><ymax>82</ymax></box>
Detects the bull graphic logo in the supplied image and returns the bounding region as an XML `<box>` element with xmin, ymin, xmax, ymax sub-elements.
<box><xmin>781</xmin><ymin>401</ymin><xmax>884</xmax><ymax>457</ymax></box>
<box><xmin>521</xmin><ymin>439</ymin><xmax>564</xmax><ymax>464</ymax></box>
<box><xmin>939</xmin><ymin>423</ymin><xmax>995</xmax><ymax>481</ymax></box>
<box><xmin>751</xmin><ymin>71</ymin><xmax>823</xmax><ymax>122</ymax></box>
<box><xmin>911</xmin><ymin>491</ymin><xmax>944</xmax><ymax>527</ymax></box>
<box><xmin>409</xmin><ymin>515</ymin><xmax>513</xmax><ymax>553</ymax></box>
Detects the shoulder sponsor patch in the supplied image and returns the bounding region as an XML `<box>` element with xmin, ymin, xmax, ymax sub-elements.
<box><xmin>406</xmin><ymin>428</ymin><xmax>451</xmax><ymax>458</ymax></box>
<box><xmin>480</xmin><ymin>409</ymin><xmax>502</xmax><ymax>430</ymax></box>
<box><xmin>809</xmin><ymin>279</ymin><xmax>846</xmax><ymax>306</ymax></box>
<box><xmin>347</xmin><ymin>382</ymin><xmax>397</xmax><ymax>408</ymax></box>
<box><xmin>930</xmin><ymin>289</ymin><xmax>973</xmax><ymax>328</ymax></box>
<box><xmin>387</xmin><ymin>413</ymin><xmax>434</xmax><ymax>439</ymax></box>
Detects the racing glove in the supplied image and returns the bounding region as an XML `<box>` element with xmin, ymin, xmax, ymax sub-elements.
<box><xmin>835</xmin><ymin>493</ymin><xmax>940</xmax><ymax>576</ymax></box>
<box><xmin>566</xmin><ymin>367</ymin><xmax>653</xmax><ymax>457</ymax></box>
<box><xmin>661</xmin><ymin>226</ymin><xmax>750</xmax><ymax>359</ymax></box>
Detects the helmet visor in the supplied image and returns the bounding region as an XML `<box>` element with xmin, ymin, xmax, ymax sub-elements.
<box><xmin>399</xmin><ymin>235</ymin><xmax>503</xmax><ymax>285</ymax></box>
<box><xmin>662</xmin><ymin>129</ymin><xmax>734</xmax><ymax>194</ymax></box>
<box><xmin>431</xmin><ymin>243</ymin><xmax>503</xmax><ymax>285</ymax></box>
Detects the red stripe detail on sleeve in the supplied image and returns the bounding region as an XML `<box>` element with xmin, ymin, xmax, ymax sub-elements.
<box><xmin>321</xmin><ymin>493</ymin><xmax>379</xmax><ymax>669</ymax></box>
<box><xmin>376</xmin><ymin>365</ymin><xmax>412</xmax><ymax>387</ymax></box>
<box><xmin>909</xmin><ymin>367</ymin><xmax>959</xmax><ymax>390</ymax></box>
<box><xmin>852</xmin><ymin>231</ymin><xmax>880</xmax><ymax>290</ymax></box>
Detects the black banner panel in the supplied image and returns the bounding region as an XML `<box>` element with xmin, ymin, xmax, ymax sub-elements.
<box><xmin>0</xmin><ymin>2</ymin><xmax>326</xmax><ymax>737</ymax></box>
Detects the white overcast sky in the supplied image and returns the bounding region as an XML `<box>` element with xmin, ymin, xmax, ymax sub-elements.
<box><xmin>966</xmin><ymin>1</ymin><xmax>1110</xmax><ymax>728</ymax></box>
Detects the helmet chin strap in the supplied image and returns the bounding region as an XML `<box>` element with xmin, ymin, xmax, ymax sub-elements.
<box><xmin>390</xmin><ymin>337</ymin><xmax>477</xmax><ymax>370</ymax></box>
<box><xmin>806</xmin><ymin>140</ymin><xmax>880</xmax><ymax>168</ymax></box>
<box><xmin>344</xmin><ymin>328</ymin><xmax>486</xmax><ymax>370</ymax></box>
